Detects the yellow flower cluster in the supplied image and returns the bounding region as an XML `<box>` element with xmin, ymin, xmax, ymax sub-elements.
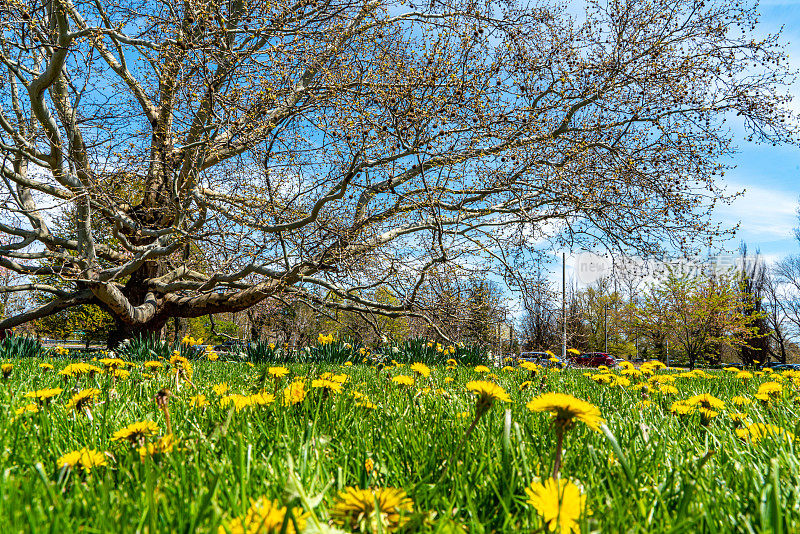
<box><xmin>59</xmin><ymin>363</ymin><xmax>103</xmax><ymax>378</ymax></box>
<box><xmin>25</xmin><ymin>387</ymin><xmax>63</xmax><ymax>403</ymax></box>
<box><xmin>58</xmin><ymin>448</ymin><xmax>108</xmax><ymax>472</ymax></box>
<box><xmin>181</xmin><ymin>336</ymin><xmax>203</xmax><ymax>346</ymax></box>
<box><xmin>318</xmin><ymin>333</ymin><xmax>335</xmax><ymax>345</ymax></box>
<box><xmin>138</xmin><ymin>434</ymin><xmax>177</xmax><ymax>461</ymax></box>
<box><xmin>221</xmin><ymin>392</ymin><xmax>276</xmax><ymax>411</ymax></box>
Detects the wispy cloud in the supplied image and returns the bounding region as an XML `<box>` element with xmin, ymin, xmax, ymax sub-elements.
<box><xmin>715</xmin><ymin>179</ymin><xmax>798</xmax><ymax>253</ymax></box>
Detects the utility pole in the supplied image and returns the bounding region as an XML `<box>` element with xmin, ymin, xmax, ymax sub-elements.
<box><xmin>604</xmin><ymin>304</ymin><xmax>608</xmax><ymax>354</ymax></box>
<box><xmin>562</xmin><ymin>252</ymin><xmax>567</xmax><ymax>360</ymax></box>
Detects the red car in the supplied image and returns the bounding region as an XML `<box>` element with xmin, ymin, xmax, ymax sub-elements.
<box><xmin>568</xmin><ymin>352</ymin><xmax>616</xmax><ymax>368</ymax></box>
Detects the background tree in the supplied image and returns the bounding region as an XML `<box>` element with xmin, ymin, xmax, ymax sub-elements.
<box><xmin>658</xmin><ymin>272</ymin><xmax>762</xmax><ymax>369</ymax></box>
<box><xmin>0</xmin><ymin>0</ymin><xmax>796</xmax><ymax>346</ymax></box>
<box><xmin>518</xmin><ymin>265</ymin><xmax>559</xmax><ymax>351</ymax></box>
<box><xmin>763</xmin><ymin>268</ymin><xmax>791</xmax><ymax>364</ymax></box>
<box><xmin>35</xmin><ymin>304</ymin><xmax>114</xmax><ymax>347</ymax></box>
<box><xmin>737</xmin><ymin>245</ymin><xmax>771</xmax><ymax>365</ymax></box>
<box><xmin>463</xmin><ymin>279</ymin><xmax>507</xmax><ymax>347</ymax></box>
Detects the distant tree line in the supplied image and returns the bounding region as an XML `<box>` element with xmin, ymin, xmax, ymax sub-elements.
<box><xmin>518</xmin><ymin>243</ymin><xmax>800</xmax><ymax>368</ymax></box>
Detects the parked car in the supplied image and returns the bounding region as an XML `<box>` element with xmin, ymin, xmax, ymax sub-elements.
<box><xmin>569</xmin><ymin>352</ymin><xmax>616</xmax><ymax>368</ymax></box>
<box><xmin>516</xmin><ymin>351</ymin><xmax>569</xmax><ymax>368</ymax></box>
<box><xmin>770</xmin><ymin>363</ymin><xmax>800</xmax><ymax>371</ymax></box>
<box><xmin>213</xmin><ymin>340</ymin><xmax>247</xmax><ymax>353</ymax></box>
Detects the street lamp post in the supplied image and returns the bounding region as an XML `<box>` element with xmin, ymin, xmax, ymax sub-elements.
<box><xmin>562</xmin><ymin>252</ymin><xmax>567</xmax><ymax>360</ymax></box>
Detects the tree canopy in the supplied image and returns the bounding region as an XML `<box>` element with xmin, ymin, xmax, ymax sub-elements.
<box><xmin>0</xmin><ymin>0</ymin><xmax>796</xmax><ymax>345</ymax></box>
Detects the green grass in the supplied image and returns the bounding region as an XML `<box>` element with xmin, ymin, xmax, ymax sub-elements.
<box><xmin>0</xmin><ymin>356</ymin><xmax>798</xmax><ymax>533</ymax></box>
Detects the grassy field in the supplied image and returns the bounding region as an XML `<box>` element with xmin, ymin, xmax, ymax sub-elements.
<box><xmin>0</xmin><ymin>352</ymin><xmax>798</xmax><ymax>533</ymax></box>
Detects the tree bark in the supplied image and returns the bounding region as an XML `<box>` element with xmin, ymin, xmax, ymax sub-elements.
<box><xmin>107</xmin><ymin>316</ymin><xmax>168</xmax><ymax>349</ymax></box>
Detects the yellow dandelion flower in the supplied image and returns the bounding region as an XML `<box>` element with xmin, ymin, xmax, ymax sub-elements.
<box><xmin>525</xmin><ymin>478</ymin><xmax>589</xmax><ymax>534</ymax></box>
<box><xmin>59</xmin><ymin>363</ymin><xmax>102</xmax><ymax>378</ymax></box>
<box><xmin>25</xmin><ymin>388</ymin><xmax>63</xmax><ymax>403</ymax></box>
<box><xmin>221</xmin><ymin>394</ymin><xmax>252</xmax><ymax>411</ymax></box>
<box><xmin>521</xmin><ymin>361</ymin><xmax>541</xmax><ymax>373</ymax></box>
<box><xmin>15</xmin><ymin>402</ymin><xmax>38</xmax><ymax>415</ymax></box>
<box><xmin>138</xmin><ymin>434</ymin><xmax>177</xmax><ymax>461</ymax></box>
<box><xmin>669</xmin><ymin>401</ymin><xmax>694</xmax><ymax>415</ymax></box>
<box><xmin>268</xmin><ymin>367</ymin><xmax>290</xmax><ymax>378</ymax></box>
<box><xmin>311</xmin><ymin>379</ymin><xmax>343</xmax><ymax>394</ymax></box>
<box><xmin>110</xmin><ymin>368</ymin><xmax>130</xmax><ymax>379</ymax></box>
<box><xmin>526</xmin><ymin>393</ymin><xmax>605</xmax><ymax>431</ymax></box>
<box><xmin>212</xmin><ymin>382</ymin><xmax>229</xmax><ymax>396</ymax></box>
<box><xmin>658</xmin><ymin>385</ymin><xmax>679</xmax><ymax>395</ymax></box>
<box><xmin>757</xmin><ymin>382</ymin><xmax>782</xmax><ymax>397</ymax></box>
<box><xmin>473</xmin><ymin>365</ymin><xmax>490</xmax><ymax>373</ymax></box>
<box><xmin>66</xmin><ymin>388</ymin><xmax>100</xmax><ymax>411</ymax></box>
<box><xmin>610</xmin><ymin>376</ymin><xmax>631</xmax><ymax>387</ymax></box>
<box><xmin>466</xmin><ymin>380</ymin><xmax>512</xmax><ymax>405</ymax></box>
<box><xmin>283</xmin><ymin>381</ymin><xmax>306</xmax><ymax>406</ymax></box>
<box><xmin>57</xmin><ymin>448</ymin><xmax>108</xmax><ymax>472</ymax></box>
<box><xmin>219</xmin><ymin>497</ymin><xmax>308</xmax><ymax>534</ymax></box>
<box><xmin>590</xmin><ymin>374</ymin><xmax>614</xmax><ymax>385</ymax></box>
<box><xmin>409</xmin><ymin>362</ymin><xmax>431</xmax><ymax>378</ymax></box>
<box><xmin>331</xmin><ymin>487</ymin><xmax>413</xmax><ymax>532</ymax></box>
<box><xmin>39</xmin><ymin>363</ymin><xmax>54</xmax><ymax>372</ymax></box>
<box><xmin>685</xmin><ymin>394</ymin><xmax>725</xmax><ymax>410</ymax></box>
<box><xmin>392</xmin><ymin>375</ymin><xmax>415</xmax><ymax>387</ymax></box>
<box><xmin>248</xmin><ymin>392</ymin><xmax>276</xmax><ymax>406</ymax></box>
<box><xmin>111</xmin><ymin>421</ymin><xmax>159</xmax><ymax>443</ymax></box>
<box><xmin>731</xmin><ymin>396</ymin><xmax>752</xmax><ymax>407</ymax></box>
<box><xmin>648</xmin><ymin>374</ymin><xmax>676</xmax><ymax>385</ymax></box>
<box><xmin>736</xmin><ymin>423</ymin><xmax>795</xmax><ymax>443</ymax></box>
<box><xmin>98</xmin><ymin>357</ymin><xmax>130</xmax><ymax>369</ymax></box>
<box><xmin>190</xmin><ymin>394</ymin><xmax>209</xmax><ymax>408</ymax></box>
<box><xmin>698</xmin><ymin>407</ymin><xmax>719</xmax><ymax>421</ymax></box>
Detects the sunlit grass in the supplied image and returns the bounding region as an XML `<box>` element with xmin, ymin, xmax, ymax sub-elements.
<box><xmin>0</xmin><ymin>355</ymin><xmax>798</xmax><ymax>532</ymax></box>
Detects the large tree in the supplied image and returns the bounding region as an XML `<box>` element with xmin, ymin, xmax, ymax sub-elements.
<box><xmin>0</xmin><ymin>0</ymin><xmax>796</xmax><ymax>346</ymax></box>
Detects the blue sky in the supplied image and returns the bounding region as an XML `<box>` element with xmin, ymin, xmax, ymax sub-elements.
<box><xmin>714</xmin><ymin>0</ymin><xmax>800</xmax><ymax>262</ymax></box>
<box><xmin>522</xmin><ymin>0</ymin><xmax>800</xmax><ymax>303</ymax></box>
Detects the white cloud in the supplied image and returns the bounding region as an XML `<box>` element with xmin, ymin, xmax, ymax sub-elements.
<box><xmin>716</xmin><ymin>180</ymin><xmax>798</xmax><ymax>240</ymax></box>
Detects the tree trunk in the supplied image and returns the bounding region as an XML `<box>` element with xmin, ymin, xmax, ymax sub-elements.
<box><xmin>107</xmin><ymin>317</ymin><xmax>167</xmax><ymax>349</ymax></box>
